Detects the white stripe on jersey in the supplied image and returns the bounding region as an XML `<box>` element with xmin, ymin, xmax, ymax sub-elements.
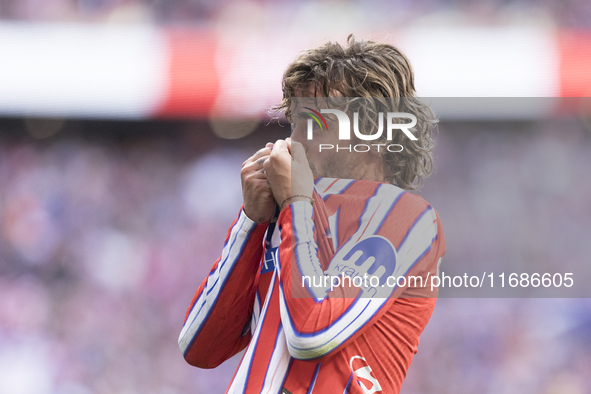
<box><xmin>260</xmin><ymin>325</ymin><xmax>291</xmax><ymax>393</ymax></box>
<box><xmin>178</xmin><ymin>211</ymin><xmax>257</xmax><ymax>353</ymax></box>
<box><xmin>347</xmin><ymin>183</ymin><xmax>404</xmax><ymax>243</ymax></box>
<box><xmin>290</xmin><ymin>202</ymin><xmax>326</xmax><ymax>300</ymax></box>
<box><xmin>315</xmin><ymin>178</ymin><xmax>354</xmax><ymax>197</ymax></box>
<box><xmin>228</xmin><ymin>270</ymin><xmax>277</xmax><ymax>393</ymax></box>
<box><xmin>396</xmin><ymin>207</ymin><xmax>437</xmax><ymax>269</ymax></box>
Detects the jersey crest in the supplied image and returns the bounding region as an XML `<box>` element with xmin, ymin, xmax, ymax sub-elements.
<box><xmin>261</xmin><ymin>246</ymin><xmax>277</xmax><ymax>274</ymax></box>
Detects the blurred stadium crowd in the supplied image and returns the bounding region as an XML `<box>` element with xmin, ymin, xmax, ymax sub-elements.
<box><xmin>0</xmin><ymin>0</ymin><xmax>590</xmax><ymax>28</ymax></box>
<box><xmin>0</xmin><ymin>117</ymin><xmax>589</xmax><ymax>393</ymax></box>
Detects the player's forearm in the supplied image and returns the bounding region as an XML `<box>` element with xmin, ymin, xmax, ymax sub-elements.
<box><xmin>275</xmin><ymin>199</ymin><xmax>442</xmax><ymax>361</ymax></box>
<box><xmin>179</xmin><ymin>209</ymin><xmax>268</xmax><ymax>367</ymax></box>
<box><xmin>274</xmin><ymin>201</ymin><xmax>382</xmax><ymax>361</ymax></box>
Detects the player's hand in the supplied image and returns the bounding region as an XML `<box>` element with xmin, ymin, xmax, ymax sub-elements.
<box><xmin>241</xmin><ymin>143</ymin><xmax>276</xmax><ymax>223</ymax></box>
<box><xmin>264</xmin><ymin>138</ymin><xmax>314</xmax><ymax>211</ymax></box>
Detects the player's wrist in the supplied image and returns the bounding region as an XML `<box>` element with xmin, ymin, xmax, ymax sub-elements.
<box><xmin>241</xmin><ymin>206</ymin><xmax>271</xmax><ymax>226</ymax></box>
<box><xmin>279</xmin><ymin>195</ymin><xmax>315</xmax><ymax>211</ymax></box>
<box><xmin>242</xmin><ymin>204</ymin><xmax>273</xmax><ymax>224</ymax></box>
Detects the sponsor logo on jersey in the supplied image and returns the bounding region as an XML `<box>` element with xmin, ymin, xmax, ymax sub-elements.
<box><xmin>350</xmin><ymin>356</ymin><xmax>383</xmax><ymax>393</ymax></box>
<box><xmin>328</xmin><ymin>235</ymin><xmax>397</xmax><ymax>297</ymax></box>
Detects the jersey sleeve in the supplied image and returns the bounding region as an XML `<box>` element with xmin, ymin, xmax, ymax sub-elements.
<box><xmin>178</xmin><ymin>208</ymin><xmax>268</xmax><ymax>368</ymax></box>
<box><xmin>275</xmin><ymin>193</ymin><xmax>444</xmax><ymax>362</ymax></box>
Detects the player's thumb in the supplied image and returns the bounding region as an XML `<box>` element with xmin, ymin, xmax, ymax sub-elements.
<box><xmin>288</xmin><ymin>139</ymin><xmax>307</xmax><ymax>163</ymax></box>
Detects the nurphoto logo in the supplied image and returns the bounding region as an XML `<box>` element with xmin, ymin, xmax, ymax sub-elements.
<box><xmin>305</xmin><ymin>108</ymin><xmax>418</xmax><ymax>153</ymax></box>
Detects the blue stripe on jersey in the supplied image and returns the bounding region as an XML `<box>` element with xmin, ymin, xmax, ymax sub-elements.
<box><xmin>203</xmin><ymin>224</ymin><xmax>246</xmax><ymax>293</ymax></box>
<box><xmin>241</xmin><ymin>319</ymin><xmax>251</xmax><ymax>336</ymax></box>
<box><xmin>249</xmin><ymin>290</ymin><xmax>261</xmax><ymax>334</ymax></box>
<box><xmin>383</xmin><ymin>234</ymin><xmax>437</xmax><ymax>297</ymax></box>
<box><xmin>340</xmin><ymin>179</ymin><xmax>355</xmax><ymax>194</ymax></box>
<box><xmin>201</xmin><ymin>221</ymin><xmax>236</xmax><ymax>280</ymax></box>
<box><xmin>260</xmin><ymin>323</ymin><xmax>286</xmax><ymax>388</ymax></box>
<box><xmin>410</xmin><ymin>234</ymin><xmax>438</xmax><ymax>267</ymax></box>
<box><xmin>189</xmin><ymin>225</ymin><xmax>244</xmax><ymax>317</ymax></box>
<box><xmin>397</xmin><ymin>205</ymin><xmax>433</xmax><ymax>251</ymax></box>
<box><xmin>279</xmin><ymin>357</ymin><xmax>295</xmax><ymax>394</ymax></box>
<box><xmin>182</xmin><ymin>220</ymin><xmax>255</xmax><ymax>356</ymax></box>
<box><xmin>343</xmin><ymin>372</ymin><xmax>353</xmax><ymax>394</ymax></box>
<box><xmin>357</xmin><ymin>184</ymin><xmax>382</xmax><ymax>232</ymax></box>
<box><xmin>307</xmin><ymin>363</ymin><xmax>321</xmax><ymax>394</ymax></box>
<box><xmin>239</xmin><ymin>271</ymin><xmax>276</xmax><ymax>392</ymax></box>
<box><xmin>203</xmin><ymin>218</ymin><xmax>247</xmax><ymax>298</ymax></box>
<box><xmin>205</xmin><ymin>274</ymin><xmax>222</xmax><ymax>296</ymax></box>
<box><xmin>321</xmin><ymin>179</ymin><xmax>355</xmax><ymax>201</ymax></box>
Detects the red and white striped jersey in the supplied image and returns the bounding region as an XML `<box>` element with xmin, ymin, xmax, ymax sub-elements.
<box><xmin>179</xmin><ymin>178</ymin><xmax>446</xmax><ymax>393</ymax></box>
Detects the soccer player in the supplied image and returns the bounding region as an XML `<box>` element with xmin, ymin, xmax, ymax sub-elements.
<box><xmin>179</xmin><ymin>35</ymin><xmax>446</xmax><ymax>393</ymax></box>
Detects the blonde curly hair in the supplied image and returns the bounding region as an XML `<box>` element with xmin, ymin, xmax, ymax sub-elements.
<box><xmin>274</xmin><ymin>34</ymin><xmax>437</xmax><ymax>190</ymax></box>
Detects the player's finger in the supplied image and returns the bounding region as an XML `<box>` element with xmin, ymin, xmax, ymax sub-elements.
<box><xmin>255</xmin><ymin>156</ymin><xmax>268</xmax><ymax>168</ymax></box>
<box><xmin>272</xmin><ymin>139</ymin><xmax>288</xmax><ymax>153</ymax></box>
<box><xmin>243</xmin><ymin>154</ymin><xmax>269</xmax><ymax>174</ymax></box>
<box><xmin>246</xmin><ymin>158</ymin><xmax>271</xmax><ymax>178</ymax></box>
<box><xmin>248</xmin><ymin>169</ymin><xmax>270</xmax><ymax>180</ymax></box>
<box><xmin>246</xmin><ymin>146</ymin><xmax>272</xmax><ymax>163</ymax></box>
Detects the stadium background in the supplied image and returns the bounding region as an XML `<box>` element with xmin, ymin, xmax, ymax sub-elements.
<box><xmin>1</xmin><ymin>0</ymin><xmax>591</xmax><ymax>393</ymax></box>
